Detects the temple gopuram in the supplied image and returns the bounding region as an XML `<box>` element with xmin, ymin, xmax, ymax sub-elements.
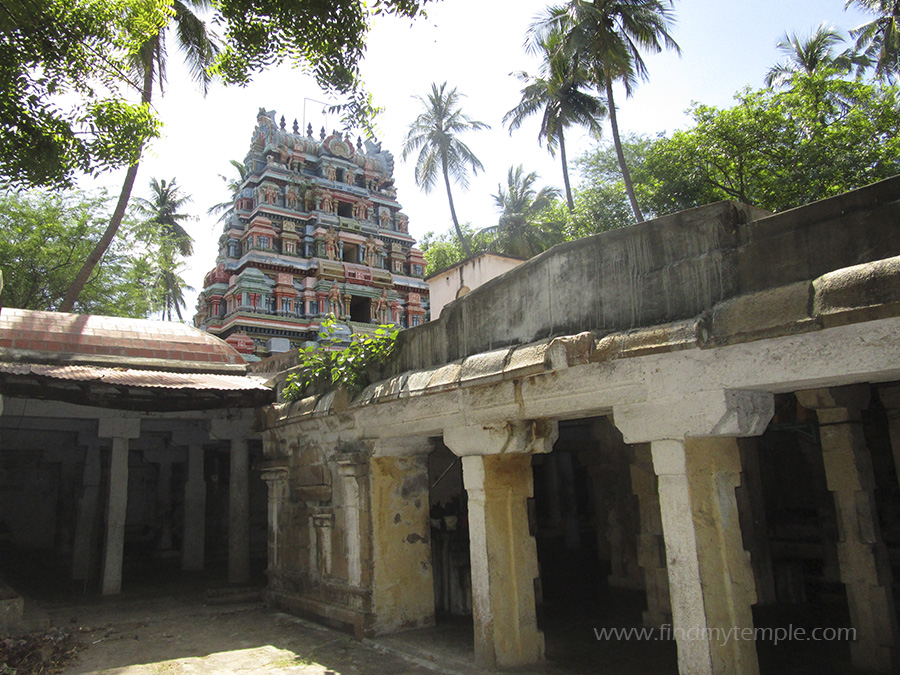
<box><xmin>194</xmin><ymin>109</ymin><xmax>429</xmax><ymax>360</ymax></box>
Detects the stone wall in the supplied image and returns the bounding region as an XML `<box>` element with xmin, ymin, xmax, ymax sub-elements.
<box><xmin>391</xmin><ymin>176</ymin><xmax>900</xmax><ymax>373</ymax></box>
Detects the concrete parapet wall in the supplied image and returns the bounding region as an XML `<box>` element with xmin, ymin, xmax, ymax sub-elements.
<box><xmin>391</xmin><ymin>176</ymin><xmax>900</xmax><ymax>373</ymax></box>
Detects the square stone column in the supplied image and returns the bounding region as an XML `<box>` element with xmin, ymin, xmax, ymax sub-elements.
<box><xmin>614</xmin><ymin>390</ymin><xmax>773</xmax><ymax>675</ymax></box>
<box><xmin>98</xmin><ymin>417</ymin><xmax>141</xmax><ymax>595</ymax></box>
<box><xmin>368</xmin><ymin>437</ymin><xmax>435</xmax><ymax>634</ymax></box>
<box><xmin>796</xmin><ymin>386</ymin><xmax>899</xmax><ymax>673</ymax></box>
<box><xmin>175</xmin><ymin>427</ymin><xmax>209</xmax><ymax>572</ymax></box>
<box><xmin>877</xmin><ymin>385</ymin><xmax>900</xmax><ymax>499</ymax></box>
<box><xmin>444</xmin><ymin>420</ymin><xmax>557</xmax><ymax>670</ymax></box>
<box><xmin>72</xmin><ymin>436</ymin><xmax>103</xmax><ymax>581</ymax></box>
<box><xmin>630</xmin><ymin>443</ymin><xmax>671</xmax><ymax>627</ymax></box>
<box><xmin>210</xmin><ymin>414</ymin><xmax>256</xmax><ymax>585</ymax></box>
<box><xmin>141</xmin><ymin>446</ymin><xmax>186</xmax><ymax>557</ymax></box>
<box><xmin>259</xmin><ymin>460</ymin><xmax>289</xmax><ymax>587</ymax></box>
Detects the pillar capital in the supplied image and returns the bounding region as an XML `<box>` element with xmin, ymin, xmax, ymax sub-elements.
<box><xmin>257</xmin><ymin>459</ymin><xmax>289</xmax><ymax>483</ymax></box>
<box><xmin>613</xmin><ymin>389</ymin><xmax>773</xmax><ymax>444</ymax></box>
<box><xmin>98</xmin><ymin>417</ymin><xmax>141</xmax><ymax>440</ymax></box>
<box><xmin>444</xmin><ymin>420</ymin><xmax>558</xmax><ymax>458</ymax></box>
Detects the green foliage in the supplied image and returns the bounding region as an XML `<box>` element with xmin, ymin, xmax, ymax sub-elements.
<box><xmin>764</xmin><ymin>23</ymin><xmax>869</xmax><ymax>88</ymax></box>
<box><xmin>132</xmin><ymin>177</ymin><xmax>196</xmax><ymax>320</ymax></box>
<box><xmin>0</xmin><ymin>0</ymin><xmax>166</xmax><ymax>188</ymax></box>
<box><xmin>2</xmin><ymin>0</ymin><xmax>431</xmax><ymax>192</ymax></box>
<box><xmin>847</xmin><ymin>0</ymin><xmax>900</xmax><ymax>82</ymax></box>
<box><xmin>481</xmin><ymin>165</ymin><xmax>564</xmax><ymax>259</ymax></box>
<box><xmin>530</xmin><ymin>0</ymin><xmax>680</xmax><ymax>221</ymax></box>
<box><xmin>573</xmin><ymin>73</ymin><xmax>900</xmax><ymax>219</ymax></box>
<box><xmin>402</xmin><ymin>82</ymin><xmax>489</xmax><ymax>254</ymax></box>
<box><xmin>504</xmin><ymin>28</ymin><xmax>605</xmax><ymax>210</ymax></box>
<box><xmin>420</xmin><ymin>226</ymin><xmax>493</xmax><ymax>277</ymax></box>
<box><xmin>213</xmin><ymin>0</ymin><xmax>432</xmax><ymax>129</ymax></box>
<box><xmin>282</xmin><ymin>318</ymin><xmax>400</xmax><ymax>400</ymax></box>
<box><xmin>642</xmin><ymin>75</ymin><xmax>900</xmax><ymax>213</ymax></box>
<box><xmin>567</xmin><ymin>134</ymin><xmax>652</xmax><ymax>236</ymax></box>
<box><xmin>0</xmin><ymin>189</ymin><xmax>163</xmax><ymax>316</ymax></box>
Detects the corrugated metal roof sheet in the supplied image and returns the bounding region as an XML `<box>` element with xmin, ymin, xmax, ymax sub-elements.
<box><xmin>0</xmin><ymin>363</ymin><xmax>270</xmax><ymax>392</ymax></box>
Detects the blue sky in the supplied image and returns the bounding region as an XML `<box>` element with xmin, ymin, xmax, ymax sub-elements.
<box><xmin>110</xmin><ymin>0</ymin><xmax>873</xmax><ymax>315</ymax></box>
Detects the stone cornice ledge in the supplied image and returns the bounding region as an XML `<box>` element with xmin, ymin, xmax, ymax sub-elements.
<box><xmin>264</xmin><ymin>255</ymin><xmax>900</xmax><ymax>430</ymax></box>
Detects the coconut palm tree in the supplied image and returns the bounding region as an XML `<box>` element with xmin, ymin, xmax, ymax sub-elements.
<box><xmin>207</xmin><ymin>159</ymin><xmax>248</xmax><ymax>225</ymax></box>
<box><xmin>846</xmin><ymin>0</ymin><xmax>900</xmax><ymax>81</ymax></box>
<box><xmin>504</xmin><ymin>29</ymin><xmax>606</xmax><ymax>212</ymax></box>
<box><xmin>531</xmin><ymin>0</ymin><xmax>679</xmax><ymax>223</ymax></box>
<box><xmin>133</xmin><ymin>178</ymin><xmax>196</xmax><ymax>320</ymax></box>
<box><xmin>60</xmin><ymin>0</ymin><xmax>218</xmax><ymax>312</ymax></box>
<box><xmin>481</xmin><ymin>165</ymin><xmax>562</xmax><ymax>259</ymax></box>
<box><xmin>765</xmin><ymin>23</ymin><xmax>868</xmax><ymax>87</ymax></box>
<box><xmin>402</xmin><ymin>82</ymin><xmax>489</xmax><ymax>256</ymax></box>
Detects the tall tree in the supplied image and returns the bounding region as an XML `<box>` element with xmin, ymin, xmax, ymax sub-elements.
<box><xmin>207</xmin><ymin>159</ymin><xmax>248</xmax><ymax>225</ymax></box>
<box><xmin>765</xmin><ymin>23</ymin><xmax>868</xmax><ymax>87</ymax></box>
<box><xmin>846</xmin><ymin>0</ymin><xmax>900</xmax><ymax>81</ymax></box>
<box><xmin>532</xmin><ymin>0</ymin><xmax>680</xmax><ymax>223</ymax></box>
<box><xmin>59</xmin><ymin>0</ymin><xmax>218</xmax><ymax>312</ymax></box>
<box><xmin>630</xmin><ymin>75</ymin><xmax>900</xmax><ymax>214</ymax></box>
<box><xmin>504</xmin><ymin>29</ymin><xmax>606</xmax><ymax>212</ymax></box>
<box><xmin>133</xmin><ymin>178</ymin><xmax>196</xmax><ymax>321</ymax></box>
<box><xmin>402</xmin><ymin>82</ymin><xmax>489</xmax><ymax>256</ymax></box>
<box><xmin>482</xmin><ymin>165</ymin><xmax>562</xmax><ymax>259</ymax></box>
<box><xmin>0</xmin><ymin>0</ymin><xmax>165</xmax><ymax>189</ymax></box>
<box><xmin>0</xmin><ymin>189</ymin><xmax>161</xmax><ymax>316</ymax></box>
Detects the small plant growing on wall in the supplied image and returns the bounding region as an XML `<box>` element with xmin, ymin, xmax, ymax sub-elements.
<box><xmin>282</xmin><ymin>318</ymin><xmax>399</xmax><ymax>400</ymax></box>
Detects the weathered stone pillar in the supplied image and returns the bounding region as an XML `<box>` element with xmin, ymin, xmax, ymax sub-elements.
<box><xmin>796</xmin><ymin>386</ymin><xmax>899</xmax><ymax>673</ymax></box>
<box><xmin>368</xmin><ymin>437</ymin><xmax>435</xmax><ymax>634</ymax></box>
<box><xmin>43</xmin><ymin>446</ymin><xmax>82</xmax><ymax>555</ymax></box>
<box><xmin>735</xmin><ymin>438</ymin><xmax>777</xmax><ymax>606</ymax></box>
<box><xmin>142</xmin><ymin>446</ymin><xmax>185</xmax><ymax>556</ymax></box>
<box><xmin>585</xmin><ymin>418</ymin><xmax>641</xmax><ymax>590</ymax></box>
<box><xmin>630</xmin><ymin>443</ymin><xmax>670</xmax><ymax>626</ymax></box>
<box><xmin>614</xmin><ymin>390</ymin><xmax>773</xmax><ymax>675</ymax></box>
<box><xmin>444</xmin><ymin>420</ymin><xmax>557</xmax><ymax>670</ymax></box>
<box><xmin>335</xmin><ymin>454</ymin><xmax>367</xmax><ymax>588</ymax></box>
<box><xmin>98</xmin><ymin>417</ymin><xmax>141</xmax><ymax>595</ymax></box>
<box><xmin>182</xmin><ymin>440</ymin><xmax>207</xmax><ymax>571</ymax></box>
<box><xmin>72</xmin><ymin>435</ymin><xmax>103</xmax><ymax>581</ymax></box>
<box><xmin>878</xmin><ymin>385</ymin><xmax>900</xmax><ymax>499</ymax></box>
<box><xmin>209</xmin><ymin>415</ymin><xmax>255</xmax><ymax>585</ymax></box>
<box><xmin>259</xmin><ymin>459</ymin><xmax>288</xmax><ymax>586</ymax></box>
<box><xmin>229</xmin><ymin>437</ymin><xmax>250</xmax><ymax>583</ymax></box>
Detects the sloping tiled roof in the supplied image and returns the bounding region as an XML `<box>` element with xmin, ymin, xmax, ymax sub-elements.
<box><xmin>0</xmin><ymin>308</ymin><xmax>246</xmax><ymax>374</ymax></box>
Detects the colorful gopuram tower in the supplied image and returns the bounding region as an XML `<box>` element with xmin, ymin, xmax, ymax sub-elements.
<box><xmin>194</xmin><ymin>109</ymin><xmax>429</xmax><ymax>360</ymax></box>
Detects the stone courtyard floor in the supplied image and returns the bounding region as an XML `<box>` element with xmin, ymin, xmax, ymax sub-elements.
<box><xmin>0</xmin><ymin>552</ymin><xmax>866</xmax><ymax>674</ymax></box>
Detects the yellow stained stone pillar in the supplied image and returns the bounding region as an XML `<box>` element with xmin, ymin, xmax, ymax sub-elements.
<box><xmin>369</xmin><ymin>437</ymin><xmax>435</xmax><ymax>635</ymax></box>
<box><xmin>445</xmin><ymin>421</ymin><xmax>557</xmax><ymax>669</ymax></box>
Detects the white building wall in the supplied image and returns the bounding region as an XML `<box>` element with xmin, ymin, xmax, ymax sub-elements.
<box><xmin>428</xmin><ymin>254</ymin><xmax>523</xmax><ymax>319</ymax></box>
